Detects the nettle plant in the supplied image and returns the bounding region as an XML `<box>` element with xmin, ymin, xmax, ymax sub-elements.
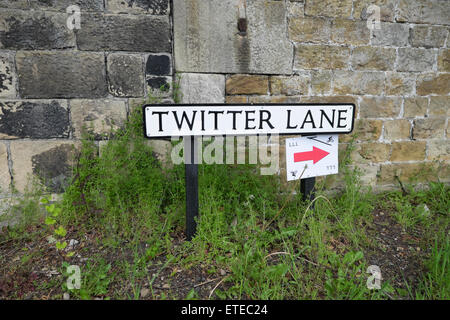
<box><xmin>41</xmin><ymin>197</ymin><xmax>73</xmax><ymax>257</ymax></box>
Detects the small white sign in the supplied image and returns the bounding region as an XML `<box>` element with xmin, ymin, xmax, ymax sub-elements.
<box><xmin>286</xmin><ymin>134</ymin><xmax>339</xmax><ymax>181</ymax></box>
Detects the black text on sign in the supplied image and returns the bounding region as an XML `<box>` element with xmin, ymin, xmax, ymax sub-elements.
<box><xmin>143</xmin><ymin>104</ymin><xmax>355</xmax><ymax>138</ymax></box>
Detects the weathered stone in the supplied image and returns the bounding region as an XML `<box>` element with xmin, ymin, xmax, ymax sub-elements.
<box><xmin>331</xmin><ymin>19</ymin><xmax>370</xmax><ymax>45</ymax></box>
<box><xmin>371</xmin><ymin>23</ymin><xmax>409</xmax><ymax>47</ymax></box>
<box><xmin>107</xmin><ymin>0</ymin><xmax>169</xmax><ymax>14</ymax></box>
<box><xmin>341</xmin><ymin>119</ymin><xmax>382</xmax><ymax>142</ymax></box>
<box><xmin>147</xmin><ymin>76</ymin><xmax>172</xmax><ymax>98</ymax></box>
<box><xmin>310</xmin><ymin>71</ymin><xmax>331</xmax><ymax>95</ymax></box>
<box><xmin>249</xmin><ymin>96</ymin><xmax>301</xmax><ymax>104</ymax></box>
<box><xmin>174</xmin><ymin>0</ymin><xmax>293</xmax><ymax>74</ymax></box>
<box><xmin>77</xmin><ymin>14</ymin><xmax>171</xmax><ymax>52</ymax></box>
<box><xmin>385</xmin><ymin>72</ymin><xmax>415</xmax><ymax>96</ymax></box>
<box><xmin>287</xmin><ymin>1</ymin><xmax>304</xmax><ymax>17</ymax></box>
<box><xmin>356</xmin><ymin>164</ymin><xmax>380</xmax><ymax>188</ymax></box>
<box><xmin>16</xmin><ymin>51</ymin><xmax>107</xmax><ymax>99</ymax></box>
<box><xmin>404</xmin><ymin>97</ymin><xmax>428</xmax><ymax>118</ymax></box>
<box><xmin>304</xmin><ymin>0</ymin><xmax>353</xmax><ymax>19</ymax></box>
<box><xmin>333</xmin><ymin>71</ymin><xmax>384</xmax><ymax>95</ymax></box>
<box><xmin>180</xmin><ymin>73</ymin><xmax>225</xmax><ymax>103</ymax></box>
<box><xmin>0</xmin><ymin>0</ymin><xmax>28</xmax><ymax>9</ymax></box>
<box><xmin>270</xmin><ymin>74</ymin><xmax>309</xmax><ymax>96</ymax></box>
<box><xmin>416</xmin><ymin>73</ymin><xmax>450</xmax><ymax>96</ymax></box>
<box><xmin>146</xmin><ymin>140</ymin><xmax>173</xmax><ymax>166</ymax></box>
<box><xmin>0</xmin><ymin>52</ymin><xmax>16</xmax><ymax>98</ymax></box>
<box><xmin>226</xmin><ymin>96</ymin><xmax>248</xmax><ymax>104</ymax></box>
<box><xmin>397</xmin><ymin>0</ymin><xmax>450</xmax><ymax>25</ymax></box>
<box><xmin>383</xmin><ymin>120</ymin><xmax>411</xmax><ymax>141</ymax></box>
<box><xmin>0</xmin><ymin>143</ymin><xmax>10</xmax><ymax>194</ymax></box>
<box><xmin>353</xmin><ymin>0</ymin><xmax>396</xmax><ymax>22</ymax></box>
<box><xmin>378</xmin><ymin>162</ymin><xmax>438</xmax><ymax>185</ymax></box>
<box><xmin>289</xmin><ymin>17</ymin><xmax>331</xmax><ymax>44</ymax></box>
<box><xmin>413</xmin><ymin>118</ymin><xmax>446</xmax><ymax>139</ymax></box>
<box><xmin>29</xmin><ymin>0</ymin><xmax>104</xmax><ymax>11</ymax></box>
<box><xmin>410</xmin><ymin>26</ymin><xmax>447</xmax><ymax>48</ymax></box>
<box><xmin>146</xmin><ymin>54</ymin><xmax>171</xmax><ymax>76</ymax></box>
<box><xmin>429</xmin><ymin>96</ymin><xmax>450</xmax><ymax>116</ymax></box>
<box><xmin>0</xmin><ymin>10</ymin><xmax>75</xmax><ymax>50</ymax></box>
<box><xmin>427</xmin><ymin>140</ymin><xmax>450</xmax><ymax>161</ymax></box>
<box><xmin>70</xmin><ymin>100</ymin><xmax>127</xmax><ymax>140</ymax></box>
<box><xmin>439</xmin><ymin>162</ymin><xmax>450</xmax><ymax>183</ymax></box>
<box><xmin>438</xmin><ymin>49</ymin><xmax>450</xmax><ymax>72</ymax></box>
<box><xmin>351</xmin><ymin>46</ymin><xmax>396</xmax><ymax>71</ymax></box>
<box><xmin>107</xmin><ymin>54</ymin><xmax>144</xmax><ymax>97</ymax></box>
<box><xmin>0</xmin><ymin>100</ymin><xmax>69</xmax><ymax>139</ymax></box>
<box><xmin>397</xmin><ymin>48</ymin><xmax>436</xmax><ymax>72</ymax></box>
<box><xmin>226</xmin><ymin>75</ymin><xmax>268</xmax><ymax>95</ymax></box>
<box><xmin>299</xmin><ymin>95</ymin><xmax>357</xmax><ymax>105</ymax></box>
<box><xmin>352</xmin><ymin>143</ymin><xmax>391</xmax><ymax>163</ymax></box>
<box><xmin>10</xmin><ymin>141</ymin><xmax>79</xmax><ymax>193</ymax></box>
<box><xmin>294</xmin><ymin>45</ymin><xmax>349</xmax><ymax>70</ymax></box>
<box><xmin>359</xmin><ymin>96</ymin><xmax>401</xmax><ymax>118</ymax></box>
<box><xmin>390</xmin><ymin>141</ymin><xmax>426</xmax><ymax>161</ymax></box>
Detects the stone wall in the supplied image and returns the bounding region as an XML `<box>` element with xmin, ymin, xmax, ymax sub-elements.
<box><xmin>0</xmin><ymin>0</ymin><xmax>449</xmax><ymax>198</ymax></box>
<box><xmin>175</xmin><ymin>0</ymin><xmax>449</xmax><ymax>190</ymax></box>
<box><xmin>0</xmin><ymin>0</ymin><xmax>173</xmax><ymax>196</ymax></box>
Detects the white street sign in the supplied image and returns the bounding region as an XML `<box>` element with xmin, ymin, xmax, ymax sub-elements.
<box><xmin>286</xmin><ymin>134</ymin><xmax>339</xmax><ymax>181</ymax></box>
<box><xmin>144</xmin><ymin>104</ymin><xmax>355</xmax><ymax>138</ymax></box>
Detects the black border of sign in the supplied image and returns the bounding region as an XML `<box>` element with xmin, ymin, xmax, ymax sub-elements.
<box><xmin>142</xmin><ymin>103</ymin><xmax>356</xmax><ymax>139</ymax></box>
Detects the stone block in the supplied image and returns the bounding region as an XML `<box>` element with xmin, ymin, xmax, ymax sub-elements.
<box><xmin>397</xmin><ymin>48</ymin><xmax>436</xmax><ymax>72</ymax></box>
<box><xmin>107</xmin><ymin>0</ymin><xmax>168</xmax><ymax>14</ymax></box>
<box><xmin>410</xmin><ymin>26</ymin><xmax>447</xmax><ymax>48</ymax></box>
<box><xmin>359</xmin><ymin>96</ymin><xmax>401</xmax><ymax>118</ymax></box>
<box><xmin>226</xmin><ymin>75</ymin><xmax>269</xmax><ymax>95</ymax></box>
<box><xmin>403</xmin><ymin>97</ymin><xmax>428</xmax><ymax>118</ymax></box>
<box><xmin>351</xmin><ymin>46</ymin><xmax>396</xmax><ymax>71</ymax></box>
<box><xmin>289</xmin><ymin>17</ymin><xmax>331</xmax><ymax>44</ymax></box>
<box><xmin>16</xmin><ymin>51</ymin><xmax>107</xmax><ymax>99</ymax></box>
<box><xmin>390</xmin><ymin>141</ymin><xmax>426</xmax><ymax>161</ymax></box>
<box><xmin>0</xmin><ymin>10</ymin><xmax>75</xmax><ymax>50</ymax></box>
<box><xmin>383</xmin><ymin>120</ymin><xmax>411</xmax><ymax>141</ymax></box>
<box><xmin>413</xmin><ymin>118</ymin><xmax>446</xmax><ymax>139</ymax></box>
<box><xmin>10</xmin><ymin>140</ymin><xmax>79</xmax><ymax>193</ymax></box>
<box><xmin>0</xmin><ymin>100</ymin><xmax>69</xmax><ymax>139</ymax></box>
<box><xmin>333</xmin><ymin>71</ymin><xmax>384</xmax><ymax>95</ymax></box>
<box><xmin>294</xmin><ymin>45</ymin><xmax>349</xmax><ymax>70</ymax></box>
<box><xmin>304</xmin><ymin>0</ymin><xmax>353</xmax><ymax>19</ymax></box>
<box><xmin>107</xmin><ymin>53</ymin><xmax>144</xmax><ymax>97</ymax></box>
<box><xmin>269</xmin><ymin>74</ymin><xmax>309</xmax><ymax>96</ymax></box>
<box><xmin>371</xmin><ymin>22</ymin><xmax>409</xmax><ymax>47</ymax></box>
<box><xmin>416</xmin><ymin>73</ymin><xmax>450</xmax><ymax>96</ymax></box>
<box><xmin>70</xmin><ymin>99</ymin><xmax>127</xmax><ymax>140</ymax></box>
<box><xmin>385</xmin><ymin>72</ymin><xmax>415</xmax><ymax>96</ymax></box>
<box><xmin>179</xmin><ymin>73</ymin><xmax>225</xmax><ymax>103</ymax></box>
<box><xmin>397</xmin><ymin>0</ymin><xmax>450</xmax><ymax>25</ymax></box>
<box><xmin>77</xmin><ymin>14</ymin><xmax>171</xmax><ymax>52</ymax></box>
<box><xmin>331</xmin><ymin>19</ymin><xmax>370</xmax><ymax>45</ymax></box>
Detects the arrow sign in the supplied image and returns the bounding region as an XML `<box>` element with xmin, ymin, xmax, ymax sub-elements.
<box><xmin>286</xmin><ymin>135</ymin><xmax>339</xmax><ymax>181</ymax></box>
<box><xmin>294</xmin><ymin>146</ymin><xmax>330</xmax><ymax>164</ymax></box>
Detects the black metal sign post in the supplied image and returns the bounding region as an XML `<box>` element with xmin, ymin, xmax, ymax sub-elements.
<box><xmin>301</xmin><ymin>177</ymin><xmax>316</xmax><ymax>204</ymax></box>
<box><xmin>143</xmin><ymin>103</ymin><xmax>356</xmax><ymax>241</ymax></box>
<box><xmin>184</xmin><ymin>136</ymin><xmax>199</xmax><ymax>241</ymax></box>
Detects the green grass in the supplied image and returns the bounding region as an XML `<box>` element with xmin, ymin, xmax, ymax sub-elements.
<box><xmin>0</xmin><ymin>105</ymin><xmax>448</xmax><ymax>300</ymax></box>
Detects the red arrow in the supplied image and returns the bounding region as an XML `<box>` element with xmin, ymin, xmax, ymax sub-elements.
<box><xmin>294</xmin><ymin>146</ymin><xmax>330</xmax><ymax>164</ymax></box>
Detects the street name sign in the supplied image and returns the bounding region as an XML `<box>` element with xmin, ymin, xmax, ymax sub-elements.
<box><xmin>144</xmin><ymin>103</ymin><xmax>355</xmax><ymax>138</ymax></box>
